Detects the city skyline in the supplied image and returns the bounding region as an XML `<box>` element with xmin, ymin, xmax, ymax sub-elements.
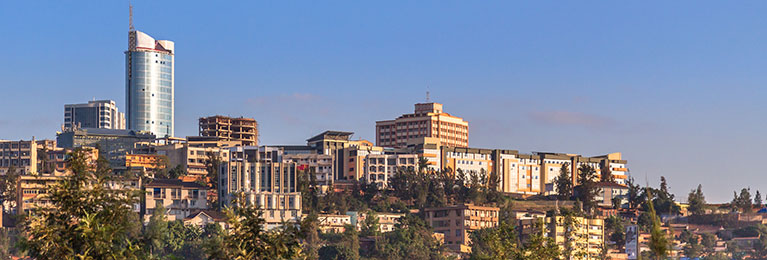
<box><xmin>2</xmin><ymin>1</ymin><xmax>767</xmax><ymax>203</ymax></box>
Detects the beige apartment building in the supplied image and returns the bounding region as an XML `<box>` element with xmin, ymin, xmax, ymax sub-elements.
<box><xmin>376</xmin><ymin>102</ymin><xmax>468</xmax><ymax>148</ymax></box>
<box><xmin>156</xmin><ymin>143</ymin><xmax>230</xmax><ymax>177</ymax></box>
<box><xmin>364</xmin><ymin>153</ymin><xmax>417</xmax><ymax>188</ymax></box>
<box><xmin>518</xmin><ymin>215</ymin><xmax>605</xmax><ymax>259</ymax></box>
<box><xmin>145</xmin><ymin>179</ymin><xmax>209</xmax><ymax>221</ymax></box>
<box><xmin>284</xmin><ymin>153</ymin><xmax>334</xmax><ymax>193</ymax></box>
<box><xmin>316</xmin><ymin>214</ymin><xmax>352</xmax><ymax>233</ymax></box>
<box><xmin>199</xmin><ymin>115</ymin><xmax>258</xmax><ymax>146</ymax></box>
<box><xmin>219</xmin><ymin>146</ymin><xmax>302</xmax><ymax>229</ymax></box>
<box><xmin>424</xmin><ymin>203</ymin><xmax>499</xmax><ymax>252</ymax></box>
<box><xmin>0</xmin><ymin>139</ymin><xmax>56</xmax><ymax>175</ymax></box>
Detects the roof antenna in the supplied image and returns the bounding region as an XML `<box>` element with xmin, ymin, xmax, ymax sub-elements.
<box><xmin>129</xmin><ymin>1</ymin><xmax>135</xmax><ymax>32</ymax></box>
<box><xmin>426</xmin><ymin>84</ymin><xmax>431</xmax><ymax>102</ymax></box>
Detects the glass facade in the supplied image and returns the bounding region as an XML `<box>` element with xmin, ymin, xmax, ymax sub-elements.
<box><xmin>125</xmin><ymin>32</ymin><xmax>174</xmax><ymax>137</ymax></box>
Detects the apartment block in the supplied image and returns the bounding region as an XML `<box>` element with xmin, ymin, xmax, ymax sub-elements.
<box><xmin>519</xmin><ymin>215</ymin><xmax>605</xmax><ymax>259</ymax></box>
<box><xmin>219</xmin><ymin>146</ymin><xmax>302</xmax><ymax>229</ymax></box>
<box><xmin>0</xmin><ymin>139</ymin><xmax>56</xmax><ymax>175</ymax></box>
<box><xmin>424</xmin><ymin>204</ymin><xmax>499</xmax><ymax>252</ymax></box>
<box><xmin>16</xmin><ymin>175</ymin><xmax>64</xmax><ymax>215</ymax></box>
<box><xmin>125</xmin><ymin>154</ymin><xmax>165</xmax><ymax>173</ymax></box>
<box><xmin>364</xmin><ymin>153</ymin><xmax>418</xmax><ymax>188</ymax></box>
<box><xmin>156</xmin><ymin>143</ymin><xmax>230</xmax><ymax>177</ymax></box>
<box><xmin>145</xmin><ymin>179</ymin><xmax>208</xmax><ymax>221</ymax></box>
<box><xmin>199</xmin><ymin>115</ymin><xmax>258</xmax><ymax>146</ymax></box>
<box><xmin>284</xmin><ymin>153</ymin><xmax>334</xmax><ymax>193</ymax></box>
<box><xmin>64</xmin><ymin>100</ymin><xmax>125</xmax><ymax>130</ymax></box>
<box><xmin>376</xmin><ymin>102</ymin><xmax>468</xmax><ymax>148</ymax></box>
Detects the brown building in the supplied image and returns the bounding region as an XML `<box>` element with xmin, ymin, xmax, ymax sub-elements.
<box><xmin>376</xmin><ymin>102</ymin><xmax>469</xmax><ymax>148</ymax></box>
<box><xmin>199</xmin><ymin>115</ymin><xmax>258</xmax><ymax>146</ymax></box>
<box><xmin>424</xmin><ymin>203</ymin><xmax>499</xmax><ymax>252</ymax></box>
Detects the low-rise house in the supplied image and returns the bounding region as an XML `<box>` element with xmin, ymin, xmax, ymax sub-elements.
<box><xmin>145</xmin><ymin>179</ymin><xmax>208</xmax><ymax>221</ymax></box>
<box><xmin>184</xmin><ymin>209</ymin><xmax>228</xmax><ymax>229</ymax></box>
<box><xmin>317</xmin><ymin>214</ymin><xmax>352</xmax><ymax>233</ymax></box>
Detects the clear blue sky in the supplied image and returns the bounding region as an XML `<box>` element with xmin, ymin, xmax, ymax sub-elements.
<box><xmin>2</xmin><ymin>1</ymin><xmax>766</xmax><ymax>202</ymax></box>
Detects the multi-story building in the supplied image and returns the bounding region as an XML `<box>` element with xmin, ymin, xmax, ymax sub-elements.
<box><xmin>376</xmin><ymin>102</ymin><xmax>469</xmax><ymax>148</ymax></box>
<box><xmin>16</xmin><ymin>175</ymin><xmax>64</xmax><ymax>215</ymax></box>
<box><xmin>64</xmin><ymin>100</ymin><xmax>126</xmax><ymax>130</ymax></box>
<box><xmin>363</xmin><ymin>153</ymin><xmax>417</xmax><ymax>188</ymax></box>
<box><xmin>219</xmin><ymin>146</ymin><xmax>302</xmax><ymax>229</ymax></box>
<box><xmin>125</xmin><ymin>154</ymin><xmax>165</xmax><ymax>172</ymax></box>
<box><xmin>56</xmin><ymin>127</ymin><xmax>156</xmax><ymax>168</ymax></box>
<box><xmin>156</xmin><ymin>143</ymin><xmax>230</xmax><ymax>177</ymax></box>
<box><xmin>125</xmin><ymin>28</ymin><xmax>175</xmax><ymax>137</ymax></box>
<box><xmin>199</xmin><ymin>116</ymin><xmax>258</xmax><ymax>146</ymax></box>
<box><xmin>145</xmin><ymin>179</ymin><xmax>208</xmax><ymax>221</ymax></box>
<box><xmin>0</xmin><ymin>139</ymin><xmax>56</xmax><ymax>175</ymax></box>
<box><xmin>424</xmin><ymin>204</ymin><xmax>499</xmax><ymax>252</ymax></box>
<box><xmin>518</xmin><ymin>215</ymin><xmax>605</xmax><ymax>259</ymax></box>
<box><xmin>284</xmin><ymin>153</ymin><xmax>334</xmax><ymax>193</ymax></box>
<box><xmin>441</xmin><ymin>147</ymin><xmax>494</xmax><ymax>176</ymax></box>
<box><xmin>347</xmin><ymin>211</ymin><xmax>405</xmax><ymax>233</ymax></box>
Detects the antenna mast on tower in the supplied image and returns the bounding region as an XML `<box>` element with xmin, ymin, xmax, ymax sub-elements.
<box><xmin>129</xmin><ymin>2</ymin><xmax>135</xmax><ymax>31</ymax></box>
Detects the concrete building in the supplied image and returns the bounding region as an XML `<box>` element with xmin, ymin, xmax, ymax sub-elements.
<box><xmin>424</xmin><ymin>204</ymin><xmax>499</xmax><ymax>252</ymax></box>
<box><xmin>519</xmin><ymin>215</ymin><xmax>605</xmax><ymax>259</ymax></box>
<box><xmin>346</xmin><ymin>211</ymin><xmax>404</xmax><ymax>233</ymax></box>
<box><xmin>596</xmin><ymin>182</ymin><xmax>629</xmax><ymax>208</ymax></box>
<box><xmin>0</xmin><ymin>139</ymin><xmax>56</xmax><ymax>175</ymax></box>
<box><xmin>126</xmin><ymin>28</ymin><xmax>175</xmax><ymax>137</ymax></box>
<box><xmin>64</xmin><ymin>100</ymin><xmax>126</xmax><ymax>130</ymax></box>
<box><xmin>156</xmin><ymin>143</ymin><xmax>230</xmax><ymax>178</ymax></box>
<box><xmin>284</xmin><ymin>153</ymin><xmax>334</xmax><ymax>193</ymax></box>
<box><xmin>316</xmin><ymin>214</ymin><xmax>352</xmax><ymax>233</ymax></box>
<box><xmin>376</xmin><ymin>102</ymin><xmax>469</xmax><ymax>148</ymax></box>
<box><xmin>145</xmin><ymin>179</ymin><xmax>208</xmax><ymax>221</ymax></box>
<box><xmin>199</xmin><ymin>115</ymin><xmax>258</xmax><ymax>146</ymax></box>
<box><xmin>363</xmin><ymin>153</ymin><xmax>417</xmax><ymax>188</ymax></box>
<box><xmin>219</xmin><ymin>146</ymin><xmax>302</xmax><ymax>229</ymax></box>
<box><xmin>56</xmin><ymin>127</ymin><xmax>156</xmax><ymax>168</ymax></box>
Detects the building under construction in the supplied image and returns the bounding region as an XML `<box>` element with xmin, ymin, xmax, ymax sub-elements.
<box><xmin>198</xmin><ymin>115</ymin><xmax>258</xmax><ymax>146</ymax></box>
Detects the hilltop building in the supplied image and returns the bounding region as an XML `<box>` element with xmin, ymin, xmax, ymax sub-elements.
<box><xmin>125</xmin><ymin>27</ymin><xmax>175</xmax><ymax>137</ymax></box>
<box><xmin>64</xmin><ymin>100</ymin><xmax>126</xmax><ymax>130</ymax></box>
<box><xmin>199</xmin><ymin>115</ymin><xmax>258</xmax><ymax>146</ymax></box>
<box><xmin>376</xmin><ymin>102</ymin><xmax>468</xmax><ymax>148</ymax></box>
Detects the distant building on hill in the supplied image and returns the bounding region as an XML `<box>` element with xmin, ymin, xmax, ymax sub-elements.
<box><xmin>376</xmin><ymin>102</ymin><xmax>468</xmax><ymax>148</ymax></box>
<box><xmin>424</xmin><ymin>203</ymin><xmax>499</xmax><ymax>253</ymax></box>
<box><xmin>199</xmin><ymin>115</ymin><xmax>258</xmax><ymax>146</ymax></box>
<box><xmin>64</xmin><ymin>100</ymin><xmax>125</xmax><ymax>130</ymax></box>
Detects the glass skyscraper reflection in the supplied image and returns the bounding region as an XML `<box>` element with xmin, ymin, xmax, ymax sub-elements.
<box><xmin>125</xmin><ymin>30</ymin><xmax>175</xmax><ymax>137</ymax></box>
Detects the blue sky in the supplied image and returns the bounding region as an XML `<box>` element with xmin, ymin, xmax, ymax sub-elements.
<box><xmin>2</xmin><ymin>1</ymin><xmax>767</xmax><ymax>202</ymax></box>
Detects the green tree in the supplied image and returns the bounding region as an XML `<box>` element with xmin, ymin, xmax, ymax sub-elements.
<box><xmin>21</xmin><ymin>148</ymin><xmax>144</xmax><ymax>259</ymax></box>
<box><xmin>205</xmin><ymin>153</ymin><xmax>222</xmax><ymax>209</ymax></box>
<box><xmin>605</xmin><ymin>216</ymin><xmax>625</xmax><ymax>250</ymax></box>
<box><xmin>223</xmin><ymin>195</ymin><xmax>304</xmax><ymax>259</ymax></box>
<box><xmin>626</xmin><ymin>177</ymin><xmax>642</xmax><ymax>209</ymax></box>
<box><xmin>554</xmin><ymin>163</ymin><xmax>573</xmax><ymax>200</ymax></box>
<box><xmin>688</xmin><ymin>184</ymin><xmax>707</xmax><ymax>215</ymax></box>
<box><xmin>756</xmin><ymin>190</ymin><xmax>763</xmax><ymax>209</ymax></box>
<box><xmin>647</xmin><ymin>189</ymin><xmax>669</xmax><ymax>260</ymax></box>
<box><xmin>360</xmin><ymin>210</ymin><xmax>380</xmax><ymax>237</ymax></box>
<box><xmin>372</xmin><ymin>214</ymin><xmax>447</xmax><ymax>259</ymax></box>
<box><xmin>299</xmin><ymin>212</ymin><xmax>321</xmax><ymax>259</ymax></box>
<box><xmin>519</xmin><ymin>220</ymin><xmax>560</xmax><ymax>260</ymax></box>
<box><xmin>573</xmin><ymin>165</ymin><xmax>600</xmax><ymax>214</ymax></box>
<box><xmin>0</xmin><ymin>165</ymin><xmax>19</xmax><ymax>212</ymax></box>
<box><xmin>144</xmin><ymin>204</ymin><xmax>168</xmax><ymax>257</ymax></box>
<box><xmin>469</xmin><ymin>221</ymin><xmax>520</xmax><ymax>259</ymax></box>
<box><xmin>732</xmin><ymin>188</ymin><xmax>753</xmax><ymax>213</ymax></box>
<box><xmin>600</xmin><ymin>166</ymin><xmax>615</xmax><ymax>183</ymax></box>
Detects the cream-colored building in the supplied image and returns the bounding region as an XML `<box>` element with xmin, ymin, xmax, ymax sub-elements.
<box><xmin>156</xmin><ymin>143</ymin><xmax>230</xmax><ymax>177</ymax></box>
<box><xmin>424</xmin><ymin>204</ymin><xmax>499</xmax><ymax>252</ymax></box>
<box><xmin>0</xmin><ymin>139</ymin><xmax>56</xmax><ymax>175</ymax></box>
<box><xmin>519</xmin><ymin>215</ymin><xmax>605</xmax><ymax>259</ymax></box>
<box><xmin>184</xmin><ymin>209</ymin><xmax>228</xmax><ymax>229</ymax></box>
<box><xmin>199</xmin><ymin>115</ymin><xmax>258</xmax><ymax>146</ymax></box>
<box><xmin>364</xmin><ymin>153</ymin><xmax>417</xmax><ymax>188</ymax></box>
<box><xmin>376</xmin><ymin>102</ymin><xmax>468</xmax><ymax>148</ymax></box>
<box><xmin>316</xmin><ymin>214</ymin><xmax>352</xmax><ymax>233</ymax></box>
<box><xmin>284</xmin><ymin>153</ymin><xmax>334</xmax><ymax>193</ymax></box>
<box><xmin>145</xmin><ymin>179</ymin><xmax>209</xmax><ymax>221</ymax></box>
<box><xmin>219</xmin><ymin>146</ymin><xmax>302</xmax><ymax>229</ymax></box>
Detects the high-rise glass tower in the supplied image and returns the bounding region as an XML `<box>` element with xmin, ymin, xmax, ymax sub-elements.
<box><xmin>125</xmin><ymin>29</ymin><xmax>175</xmax><ymax>137</ymax></box>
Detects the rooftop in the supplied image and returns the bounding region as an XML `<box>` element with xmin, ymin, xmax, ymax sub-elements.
<box><xmin>146</xmin><ymin>179</ymin><xmax>207</xmax><ymax>189</ymax></box>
